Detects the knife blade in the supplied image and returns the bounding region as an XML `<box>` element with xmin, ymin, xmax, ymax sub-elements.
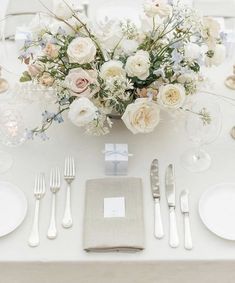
<box><xmin>165</xmin><ymin>164</ymin><xmax>179</xmax><ymax>248</ymax></box>
<box><xmin>150</xmin><ymin>159</ymin><xmax>164</xmax><ymax>239</ymax></box>
<box><xmin>180</xmin><ymin>190</ymin><xmax>193</xmax><ymax>250</ymax></box>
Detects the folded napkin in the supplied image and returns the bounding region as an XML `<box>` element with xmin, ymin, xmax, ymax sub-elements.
<box><xmin>83</xmin><ymin>177</ymin><xmax>145</xmax><ymax>253</ymax></box>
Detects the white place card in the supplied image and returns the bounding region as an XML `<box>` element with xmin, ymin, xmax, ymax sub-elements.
<box><xmin>103</xmin><ymin>197</ymin><xmax>125</xmax><ymax>218</ymax></box>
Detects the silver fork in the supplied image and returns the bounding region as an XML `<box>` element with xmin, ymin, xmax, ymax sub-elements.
<box><xmin>47</xmin><ymin>168</ymin><xmax>61</xmax><ymax>239</ymax></box>
<box><xmin>28</xmin><ymin>173</ymin><xmax>46</xmax><ymax>247</ymax></box>
<box><xmin>62</xmin><ymin>156</ymin><xmax>75</xmax><ymax>228</ymax></box>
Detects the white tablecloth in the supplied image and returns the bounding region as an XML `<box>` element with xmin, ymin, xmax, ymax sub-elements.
<box><xmin>1</xmin><ymin>42</ymin><xmax>235</xmax><ymax>283</ymax></box>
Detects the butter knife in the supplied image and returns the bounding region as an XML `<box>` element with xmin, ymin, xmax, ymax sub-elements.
<box><xmin>180</xmin><ymin>190</ymin><xmax>193</xmax><ymax>250</ymax></box>
<box><xmin>150</xmin><ymin>159</ymin><xmax>164</xmax><ymax>239</ymax></box>
<box><xmin>165</xmin><ymin>164</ymin><xmax>179</xmax><ymax>248</ymax></box>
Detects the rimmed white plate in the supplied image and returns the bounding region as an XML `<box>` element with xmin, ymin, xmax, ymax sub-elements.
<box><xmin>0</xmin><ymin>181</ymin><xmax>27</xmax><ymax>237</ymax></box>
<box><xmin>199</xmin><ymin>183</ymin><xmax>235</xmax><ymax>240</ymax></box>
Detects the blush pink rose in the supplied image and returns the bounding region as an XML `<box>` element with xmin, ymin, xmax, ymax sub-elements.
<box><xmin>64</xmin><ymin>68</ymin><xmax>99</xmax><ymax>97</ymax></box>
<box><xmin>43</xmin><ymin>43</ymin><xmax>60</xmax><ymax>59</ymax></box>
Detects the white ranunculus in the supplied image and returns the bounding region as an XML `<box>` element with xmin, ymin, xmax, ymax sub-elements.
<box><xmin>125</xmin><ymin>50</ymin><xmax>150</xmax><ymax>80</ymax></box>
<box><xmin>184</xmin><ymin>43</ymin><xmax>201</xmax><ymax>60</ymax></box>
<box><xmin>100</xmin><ymin>60</ymin><xmax>126</xmax><ymax>80</ymax></box>
<box><xmin>94</xmin><ymin>19</ymin><xmax>123</xmax><ymax>51</ymax></box>
<box><xmin>67</xmin><ymin>37</ymin><xmax>96</xmax><ymax>64</ymax></box>
<box><xmin>205</xmin><ymin>44</ymin><xmax>226</xmax><ymax>67</ymax></box>
<box><xmin>158</xmin><ymin>84</ymin><xmax>186</xmax><ymax>109</ymax></box>
<box><xmin>177</xmin><ymin>73</ymin><xmax>198</xmax><ymax>84</ymax></box>
<box><xmin>121</xmin><ymin>39</ymin><xmax>139</xmax><ymax>55</ymax></box>
<box><xmin>53</xmin><ymin>1</ymin><xmax>74</xmax><ymax>20</ymax></box>
<box><xmin>122</xmin><ymin>98</ymin><xmax>160</xmax><ymax>134</ymax></box>
<box><xmin>140</xmin><ymin>14</ymin><xmax>162</xmax><ymax>33</ymax></box>
<box><xmin>68</xmin><ymin>97</ymin><xmax>98</xmax><ymax>127</ymax></box>
<box><xmin>144</xmin><ymin>0</ymin><xmax>172</xmax><ymax>18</ymax></box>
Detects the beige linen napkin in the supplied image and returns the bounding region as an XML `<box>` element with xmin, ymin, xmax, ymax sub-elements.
<box><xmin>83</xmin><ymin>177</ymin><xmax>145</xmax><ymax>253</ymax></box>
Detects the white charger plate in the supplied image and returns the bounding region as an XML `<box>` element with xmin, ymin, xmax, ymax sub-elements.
<box><xmin>0</xmin><ymin>181</ymin><xmax>27</xmax><ymax>237</ymax></box>
<box><xmin>199</xmin><ymin>183</ymin><xmax>235</xmax><ymax>240</ymax></box>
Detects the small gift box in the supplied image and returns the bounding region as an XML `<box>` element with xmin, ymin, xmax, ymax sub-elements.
<box><xmin>104</xmin><ymin>144</ymin><xmax>131</xmax><ymax>176</ymax></box>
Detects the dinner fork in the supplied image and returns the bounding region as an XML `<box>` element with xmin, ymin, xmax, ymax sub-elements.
<box><xmin>47</xmin><ymin>168</ymin><xmax>60</xmax><ymax>239</ymax></box>
<box><xmin>62</xmin><ymin>156</ymin><xmax>75</xmax><ymax>228</ymax></box>
<box><xmin>28</xmin><ymin>173</ymin><xmax>46</xmax><ymax>247</ymax></box>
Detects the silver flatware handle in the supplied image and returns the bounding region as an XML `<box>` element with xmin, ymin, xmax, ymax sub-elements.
<box><xmin>28</xmin><ymin>199</ymin><xmax>40</xmax><ymax>247</ymax></box>
<box><xmin>154</xmin><ymin>199</ymin><xmax>164</xmax><ymax>239</ymax></box>
<box><xmin>184</xmin><ymin>213</ymin><xmax>193</xmax><ymax>250</ymax></box>
<box><xmin>62</xmin><ymin>183</ymin><xmax>73</xmax><ymax>228</ymax></box>
<box><xmin>47</xmin><ymin>193</ymin><xmax>57</xmax><ymax>239</ymax></box>
<box><xmin>169</xmin><ymin>207</ymin><xmax>179</xmax><ymax>248</ymax></box>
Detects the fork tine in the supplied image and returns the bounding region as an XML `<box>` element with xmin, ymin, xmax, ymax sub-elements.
<box><xmin>64</xmin><ymin>157</ymin><xmax>68</xmax><ymax>176</ymax></box>
<box><xmin>50</xmin><ymin>169</ymin><xmax>53</xmax><ymax>188</ymax></box>
<box><xmin>68</xmin><ymin>156</ymin><xmax>72</xmax><ymax>177</ymax></box>
<box><xmin>56</xmin><ymin>167</ymin><xmax>60</xmax><ymax>186</ymax></box>
<box><xmin>42</xmin><ymin>173</ymin><xmax>46</xmax><ymax>194</ymax></box>
<box><xmin>34</xmin><ymin>174</ymin><xmax>38</xmax><ymax>193</ymax></box>
<box><xmin>71</xmin><ymin>157</ymin><xmax>75</xmax><ymax>176</ymax></box>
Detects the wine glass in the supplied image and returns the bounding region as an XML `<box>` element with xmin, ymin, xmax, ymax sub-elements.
<box><xmin>180</xmin><ymin>95</ymin><xmax>222</xmax><ymax>172</ymax></box>
<box><xmin>0</xmin><ymin>106</ymin><xmax>26</xmax><ymax>173</ymax></box>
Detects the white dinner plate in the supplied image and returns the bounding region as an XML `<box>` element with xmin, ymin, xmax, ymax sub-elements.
<box><xmin>0</xmin><ymin>181</ymin><xmax>27</xmax><ymax>237</ymax></box>
<box><xmin>199</xmin><ymin>183</ymin><xmax>235</xmax><ymax>240</ymax></box>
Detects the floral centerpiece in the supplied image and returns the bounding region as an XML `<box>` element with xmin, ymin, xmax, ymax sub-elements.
<box><xmin>20</xmin><ymin>0</ymin><xmax>225</xmax><ymax>138</ymax></box>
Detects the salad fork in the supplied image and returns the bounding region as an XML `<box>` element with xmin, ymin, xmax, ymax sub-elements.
<box><xmin>62</xmin><ymin>156</ymin><xmax>75</xmax><ymax>228</ymax></box>
<box><xmin>47</xmin><ymin>168</ymin><xmax>60</xmax><ymax>239</ymax></box>
<box><xmin>28</xmin><ymin>173</ymin><xmax>46</xmax><ymax>247</ymax></box>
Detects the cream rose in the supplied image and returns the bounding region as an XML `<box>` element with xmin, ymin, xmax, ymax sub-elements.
<box><xmin>68</xmin><ymin>97</ymin><xmax>98</xmax><ymax>127</ymax></box>
<box><xmin>184</xmin><ymin>43</ymin><xmax>201</xmax><ymax>60</ymax></box>
<box><xmin>144</xmin><ymin>0</ymin><xmax>172</xmax><ymax>18</ymax></box>
<box><xmin>205</xmin><ymin>44</ymin><xmax>226</xmax><ymax>67</ymax></box>
<box><xmin>122</xmin><ymin>98</ymin><xmax>160</xmax><ymax>134</ymax></box>
<box><xmin>100</xmin><ymin>60</ymin><xmax>126</xmax><ymax>80</ymax></box>
<box><xmin>43</xmin><ymin>43</ymin><xmax>60</xmax><ymax>59</ymax></box>
<box><xmin>53</xmin><ymin>1</ymin><xmax>74</xmax><ymax>20</ymax></box>
<box><xmin>67</xmin><ymin>37</ymin><xmax>96</xmax><ymax>64</ymax></box>
<box><xmin>39</xmin><ymin>73</ymin><xmax>54</xmax><ymax>87</ymax></box>
<box><xmin>158</xmin><ymin>84</ymin><xmax>186</xmax><ymax>109</ymax></box>
<box><xmin>125</xmin><ymin>50</ymin><xmax>150</xmax><ymax>80</ymax></box>
<box><xmin>64</xmin><ymin>68</ymin><xmax>99</xmax><ymax>97</ymax></box>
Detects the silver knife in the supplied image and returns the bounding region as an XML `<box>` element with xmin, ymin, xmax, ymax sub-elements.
<box><xmin>165</xmin><ymin>164</ymin><xmax>179</xmax><ymax>248</ymax></box>
<box><xmin>180</xmin><ymin>190</ymin><xmax>193</xmax><ymax>250</ymax></box>
<box><xmin>150</xmin><ymin>159</ymin><xmax>164</xmax><ymax>239</ymax></box>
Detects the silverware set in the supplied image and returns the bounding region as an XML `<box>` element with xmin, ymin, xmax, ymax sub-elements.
<box><xmin>28</xmin><ymin>156</ymin><xmax>75</xmax><ymax>247</ymax></box>
<box><xmin>150</xmin><ymin>159</ymin><xmax>192</xmax><ymax>250</ymax></box>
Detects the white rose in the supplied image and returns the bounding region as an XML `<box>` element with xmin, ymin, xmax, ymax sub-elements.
<box><xmin>68</xmin><ymin>97</ymin><xmax>98</xmax><ymax>127</ymax></box>
<box><xmin>205</xmin><ymin>44</ymin><xmax>226</xmax><ymax>67</ymax></box>
<box><xmin>100</xmin><ymin>60</ymin><xmax>126</xmax><ymax>80</ymax></box>
<box><xmin>122</xmin><ymin>98</ymin><xmax>160</xmax><ymax>134</ymax></box>
<box><xmin>144</xmin><ymin>0</ymin><xmax>172</xmax><ymax>18</ymax></box>
<box><xmin>184</xmin><ymin>43</ymin><xmax>201</xmax><ymax>60</ymax></box>
<box><xmin>158</xmin><ymin>84</ymin><xmax>186</xmax><ymax>109</ymax></box>
<box><xmin>121</xmin><ymin>39</ymin><xmax>139</xmax><ymax>55</ymax></box>
<box><xmin>125</xmin><ymin>50</ymin><xmax>150</xmax><ymax>80</ymax></box>
<box><xmin>53</xmin><ymin>1</ymin><xmax>74</xmax><ymax>20</ymax></box>
<box><xmin>67</xmin><ymin>37</ymin><xmax>96</xmax><ymax>64</ymax></box>
<box><xmin>202</xmin><ymin>17</ymin><xmax>220</xmax><ymax>39</ymax></box>
<box><xmin>64</xmin><ymin>68</ymin><xmax>99</xmax><ymax>97</ymax></box>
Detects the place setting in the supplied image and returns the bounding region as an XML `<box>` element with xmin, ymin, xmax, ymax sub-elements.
<box><xmin>1</xmin><ymin>0</ymin><xmax>235</xmax><ymax>281</ymax></box>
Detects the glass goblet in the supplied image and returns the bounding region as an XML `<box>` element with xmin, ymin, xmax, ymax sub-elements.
<box><xmin>180</xmin><ymin>95</ymin><xmax>222</xmax><ymax>172</ymax></box>
<box><xmin>0</xmin><ymin>107</ymin><xmax>26</xmax><ymax>173</ymax></box>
